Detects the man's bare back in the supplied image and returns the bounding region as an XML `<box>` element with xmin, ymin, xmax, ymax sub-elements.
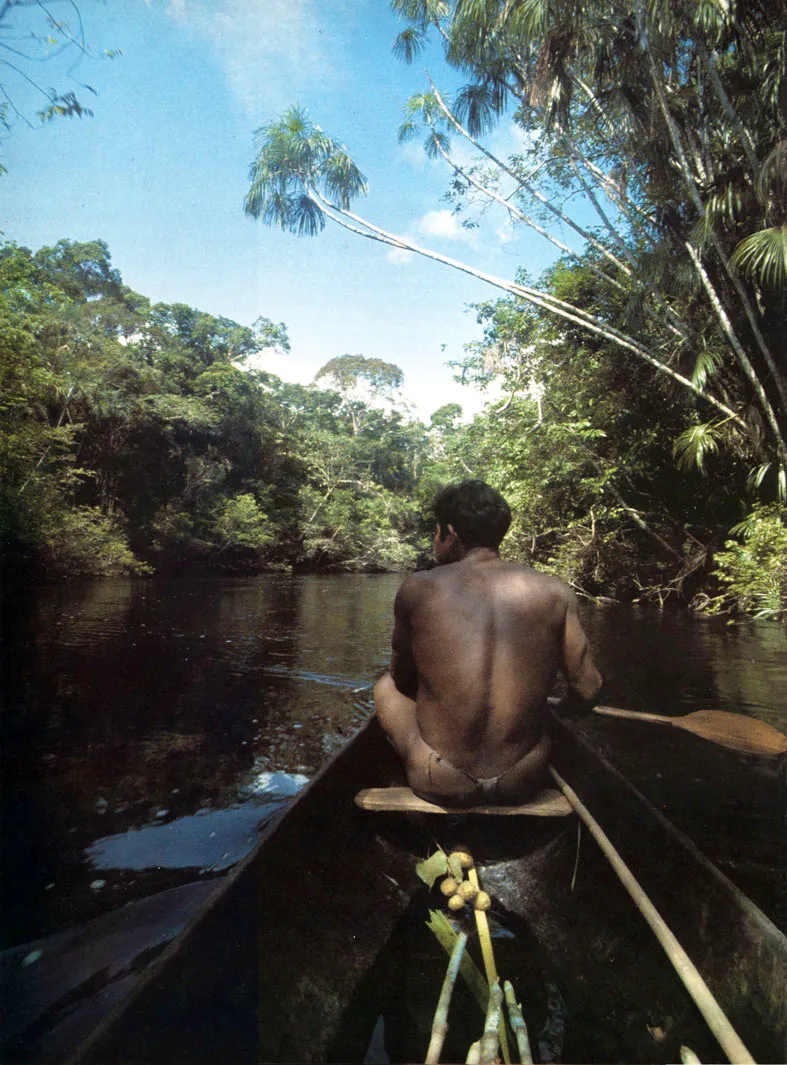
<box><xmin>375</xmin><ymin>481</ymin><xmax>602</xmax><ymax>806</ymax></box>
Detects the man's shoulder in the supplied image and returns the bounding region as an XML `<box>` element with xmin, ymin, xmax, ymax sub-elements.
<box><xmin>395</xmin><ymin>568</ymin><xmax>435</xmax><ymax>602</ymax></box>
<box><xmin>500</xmin><ymin>560</ymin><xmax>565</xmax><ymax>585</ymax></box>
<box><xmin>398</xmin><ymin>568</ymin><xmax>434</xmax><ymax>587</ymax></box>
<box><xmin>500</xmin><ymin>562</ymin><xmax>574</xmax><ymax>601</ymax></box>
<box><xmin>395</xmin><ymin>564</ymin><xmax>456</xmax><ymax>603</ymax></box>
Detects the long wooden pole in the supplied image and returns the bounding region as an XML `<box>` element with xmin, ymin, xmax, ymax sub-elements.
<box><xmin>548</xmin><ymin>767</ymin><xmax>756</xmax><ymax>1065</ymax></box>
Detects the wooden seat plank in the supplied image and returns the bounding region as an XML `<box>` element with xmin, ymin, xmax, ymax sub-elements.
<box><xmin>354</xmin><ymin>786</ymin><xmax>572</xmax><ymax>817</ymax></box>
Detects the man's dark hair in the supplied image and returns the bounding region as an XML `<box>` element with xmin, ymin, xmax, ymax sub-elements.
<box><xmin>433</xmin><ymin>480</ymin><xmax>512</xmax><ymax>550</ymax></box>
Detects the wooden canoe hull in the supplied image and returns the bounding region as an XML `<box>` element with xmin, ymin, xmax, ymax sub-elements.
<box><xmin>67</xmin><ymin>714</ymin><xmax>787</xmax><ymax>1065</ymax></box>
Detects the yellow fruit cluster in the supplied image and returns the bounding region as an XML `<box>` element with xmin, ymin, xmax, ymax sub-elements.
<box><xmin>440</xmin><ymin>849</ymin><xmax>491</xmax><ymax>912</ymax></box>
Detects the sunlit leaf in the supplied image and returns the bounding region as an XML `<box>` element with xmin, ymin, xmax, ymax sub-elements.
<box><xmin>447</xmin><ymin>852</ymin><xmax>465</xmax><ymax>880</ymax></box>
<box><xmin>416</xmin><ymin>850</ymin><xmax>449</xmax><ymax>887</ymax></box>
<box><xmin>731</xmin><ymin>227</ymin><xmax>787</xmax><ymax>292</ymax></box>
<box><xmin>673</xmin><ymin>423</ymin><xmax>721</xmax><ymax>472</ymax></box>
<box><xmin>690</xmin><ymin>343</ymin><xmax>723</xmax><ymax>389</ymax></box>
<box><xmin>426</xmin><ymin>910</ymin><xmax>488</xmax><ymax>1012</ymax></box>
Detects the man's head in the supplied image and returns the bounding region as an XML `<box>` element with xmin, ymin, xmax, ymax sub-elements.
<box><xmin>432</xmin><ymin>480</ymin><xmax>512</xmax><ymax>555</ymax></box>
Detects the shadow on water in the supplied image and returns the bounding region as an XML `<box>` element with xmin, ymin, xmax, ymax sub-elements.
<box><xmin>2</xmin><ymin>575</ymin><xmax>785</xmax><ymax>951</ymax></box>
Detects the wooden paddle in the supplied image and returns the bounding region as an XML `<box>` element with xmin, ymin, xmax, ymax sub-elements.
<box><xmin>593</xmin><ymin>704</ymin><xmax>787</xmax><ymax>756</ymax></box>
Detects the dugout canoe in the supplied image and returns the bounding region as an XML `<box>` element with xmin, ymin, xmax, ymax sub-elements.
<box><xmin>64</xmin><ymin>713</ymin><xmax>787</xmax><ymax>1065</ymax></box>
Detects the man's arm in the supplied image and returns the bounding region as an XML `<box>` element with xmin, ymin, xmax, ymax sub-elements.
<box><xmin>389</xmin><ymin>577</ymin><xmax>419</xmax><ymax>700</ymax></box>
<box><xmin>557</xmin><ymin>591</ymin><xmax>603</xmax><ymax>717</ymax></box>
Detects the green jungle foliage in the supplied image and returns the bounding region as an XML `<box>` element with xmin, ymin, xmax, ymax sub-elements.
<box><xmin>1</xmin><ymin>237</ymin><xmax>784</xmax><ymax>618</ymax></box>
<box><xmin>241</xmin><ymin>0</ymin><xmax>787</xmax><ymax>621</ymax></box>
<box><xmin>705</xmin><ymin>506</ymin><xmax>787</xmax><ymax>620</ymax></box>
<box><xmin>0</xmin><ymin>239</ymin><xmax>425</xmax><ymax>576</ymax></box>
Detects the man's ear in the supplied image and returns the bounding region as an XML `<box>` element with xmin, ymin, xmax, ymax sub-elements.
<box><xmin>446</xmin><ymin>524</ymin><xmax>457</xmax><ymax>540</ymax></box>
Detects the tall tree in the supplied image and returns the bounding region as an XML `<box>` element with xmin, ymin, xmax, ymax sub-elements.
<box><xmin>314</xmin><ymin>353</ymin><xmax>406</xmax><ymax>434</ymax></box>
<box><xmin>245</xmin><ymin>2</ymin><xmax>787</xmax><ymax>498</ymax></box>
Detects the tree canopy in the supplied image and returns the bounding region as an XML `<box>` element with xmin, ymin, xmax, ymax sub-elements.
<box><xmin>1</xmin><ymin>235</ymin><xmax>784</xmax><ymax>616</ymax></box>
<box><xmin>245</xmin><ymin>0</ymin><xmax>787</xmax><ymax>504</ymax></box>
<box><xmin>3</xmin><ymin>0</ymin><xmax>786</xmax><ymax>619</ymax></box>
<box><xmin>0</xmin><ymin>239</ymin><xmax>426</xmax><ymax>577</ymax></box>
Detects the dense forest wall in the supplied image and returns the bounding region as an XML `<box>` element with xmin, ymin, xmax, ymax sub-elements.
<box><xmin>1</xmin><ymin>238</ymin><xmax>784</xmax><ymax>618</ymax></box>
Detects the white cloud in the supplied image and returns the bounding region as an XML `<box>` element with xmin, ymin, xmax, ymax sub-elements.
<box><xmin>386</xmin><ymin>246</ymin><xmax>414</xmax><ymax>265</ymax></box>
<box><xmin>380</xmin><ymin>208</ymin><xmax>472</xmax><ymax>266</ymax></box>
<box><xmin>495</xmin><ymin>219</ymin><xmax>516</xmax><ymax>245</ymax></box>
<box><xmin>397</xmin><ymin>140</ymin><xmax>430</xmax><ymax>169</ymax></box>
<box><xmin>164</xmin><ymin>0</ymin><xmax>340</xmax><ymax>115</ymax></box>
<box><xmin>418</xmin><ymin>209</ymin><xmax>474</xmax><ymax>242</ymax></box>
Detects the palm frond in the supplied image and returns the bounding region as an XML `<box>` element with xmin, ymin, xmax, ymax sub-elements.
<box><xmin>401</xmin><ymin>91</ymin><xmax>442</xmax><ymax>127</ymax></box>
<box><xmin>391</xmin><ymin>0</ymin><xmax>448</xmax><ymax>24</ymax></box>
<box><xmin>673</xmin><ymin>422</ymin><xmax>721</xmax><ymax>472</ymax></box>
<box><xmin>453</xmin><ymin>82</ymin><xmax>504</xmax><ymax>136</ymax></box>
<box><xmin>425</xmin><ymin>130</ymin><xmax>452</xmax><ymax>159</ymax></box>
<box><xmin>691</xmin><ymin>341</ymin><xmax>724</xmax><ymax>389</ymax></box>
<box><xmin>397</xmin><ymin>119</ymin><xmax>420</xmax><ymax>143</ymax></box>
<box><xmin>731</xmin><ymin>226</ymin><xmax>787</xmax><ymax>291</ymax></box>
<box><xmin>262</xmin><ymin>190</ymin><xmax>299</xmax><ymax>231</ymax></box>
<box><xmin>291</xmin><ymin>195</ymin><xmax>325</xmax><ymax>237</ymax></box>
<box><xmin>701</xmin><ymin>183</ymin><xmax>747</xmax><ymax>233</ymax></box>
<box><xmin>393</xmin><ymin>26</ymin><xmax>427</xmax><ymax>63</ymax></box>
<box><xmin>746</xmin><ymin>462</ymin><xmax>772</xmax><ymax>494</ymax></box>
<box><xmin>321</xmin><ymin>150</ymin><xmax>368</xmax><ymax>208</ymax></box>
<box><xmin>516</xmin><ymin>0</ymin><xmax>553</xmax><ymax>37</ymax></box>
<box><xmin>755</xmin><ymin>140</ymin><xmax>787</xmax><ymax>213</ymax></box>
<box><xmin>690</xmin><ymin>0</ymin><xmax>733</xmax><ymax>43</ymax></box>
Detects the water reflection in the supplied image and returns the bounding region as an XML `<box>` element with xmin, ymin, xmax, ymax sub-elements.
<box><xmin>2</xmin><ymin>574</ymin><xmax>784</xmax><ymax>952</ymax></box>
<box><xmin>582</xmin><ymin>602</ymin><xmax>787</xmax><ymax>728</ymax></box>
<box><xmin>86</xmin><ymin>771</ymin><xmax>308</xmax><ymax>874</ymax></box>
<box><xmin>1</xmin><ymin>575</ymin><xmax>395</xmax><ymax>947</ymax></box>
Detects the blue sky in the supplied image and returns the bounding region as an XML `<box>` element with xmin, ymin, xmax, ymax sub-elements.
<box><xmin>2</xmin><ymin>0</ymin><xmax>565</xmax><ymax>420</ymax></box>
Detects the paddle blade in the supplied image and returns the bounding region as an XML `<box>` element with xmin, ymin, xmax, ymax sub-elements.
<box><xmin>592</xmin><ymin>704</ymin><xmax>787</xmax><ymax>756</ymax></box>
<box><xmin>682</xmin><ymin>710</ymin><xmax>787</xmax><ymax>756</ymax></box>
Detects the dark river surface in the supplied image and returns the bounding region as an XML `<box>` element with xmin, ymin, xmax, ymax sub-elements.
<box><xmin>2</xmin><ymin>573</ymin><xmax>786</xmax><ymax>957</ymax></box>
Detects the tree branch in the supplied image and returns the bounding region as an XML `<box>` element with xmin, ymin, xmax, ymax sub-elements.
<box><xmin>306</xmin><ymin>187</ymin><xmax>747</xmax><ymax>427</ymax></box>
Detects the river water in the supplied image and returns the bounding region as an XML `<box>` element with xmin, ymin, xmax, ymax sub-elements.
<box><xmin>2</xmin><ymin>573</ymin><xmax>785</xmax><ymax>952</ymax></box>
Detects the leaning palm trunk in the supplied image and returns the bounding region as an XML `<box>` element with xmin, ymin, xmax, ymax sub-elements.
<box><xmin>429</xmin><ymin>136</ymin><xmax>629</xmax><ymax>297</ymax></box>
<box><xmin>697</xmin><ymin>42</ymin><xmax>759</xmax><ymax>174</ymax></box>
<box><xmin>429</xmin><ymin>117</ymin><xmax>690</xmax><ymax>345</ymax></box>
<box><xmin>427</xmin><ymin>80</ymin><xmax>631</xmax><ymax>277</ymax></box>
<box><xmin>684</xmin><ymin>241</ymin><xmax>786</xmax><ymax>461</ymax></box>
<box><xmin>309</xmin><ymin>189</ymin><xmax>746</xmax><ymax>428</ymax></box>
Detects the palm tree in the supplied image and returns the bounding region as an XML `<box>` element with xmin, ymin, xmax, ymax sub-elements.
<box><xmin>245</xmin><ymin>0</ymin><xmax>787</xmax><ymax>491</ymax></box>
<box><xmin>244</xmin><ymin>106</ymin><xmax>746</xmax><ymax>429</ymax></box>
<box><xmin>389</xmin><ymin>0</ymin><xmax>787</xmax><ymax>483</ymax></box>
<box><xmin>244</xmin><ymin>107</ymin><xmax>368</xmax><ymax>236</ymax></box>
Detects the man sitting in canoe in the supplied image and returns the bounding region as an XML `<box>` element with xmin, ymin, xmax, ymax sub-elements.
<box><xmin>374</xmin><ymin>479</ymin><xmax>603</xmax><ymax>807</ymax></box>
